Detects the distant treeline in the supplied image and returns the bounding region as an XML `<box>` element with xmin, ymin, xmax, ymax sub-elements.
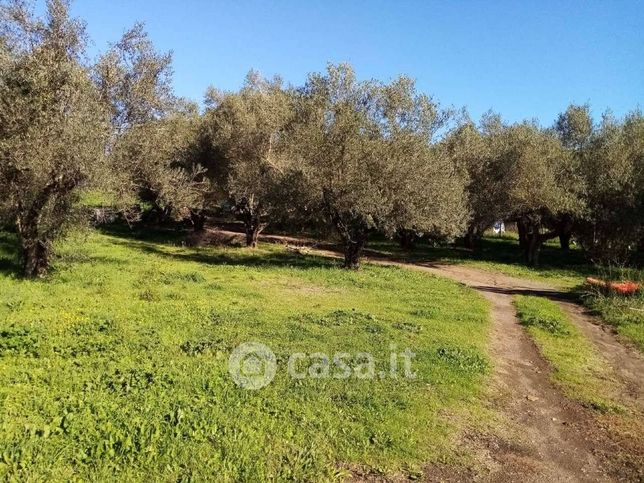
<box><xmin>0</xmin><ymin>1</ymin><xmax>642</xmax><ymax>276</ymax></box>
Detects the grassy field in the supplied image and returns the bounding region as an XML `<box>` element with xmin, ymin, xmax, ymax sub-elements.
<box><xmin>582</xmin><ymin>276</ymin><xmax>644</xmax><ymax>352</ymax></box>
<box><xmin>0</xmin><ymin>228</ymin><xmax>491</xmax><ymax>481</ymax></box>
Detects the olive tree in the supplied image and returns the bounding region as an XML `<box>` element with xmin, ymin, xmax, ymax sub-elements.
<box><xmin>95</xmin><ymin>22</ymin><xmax>174</xmax><ymax>133</ymax></box>
<box><xmin>0</xmin><ymin>0</ymin><xmax>108</xmax><ymax>277</ymax></box>
<box><xmin>552</xmin><ymin>104</ymin><xmax>594</xmax><ymax>249</ymax></box>
<box><xmin>95</xmin><ymin>24</ymin><xmax>209</xmax><ymax>223</ymax></box>
<box><xmin>289</xmin><ymin>64</ymin><xmax>467</xmax><ymax>268</ymax></box>
<box><xmin>202</xmin><ymin>72</ymin><xmax>294</xmax><ymax>247</ymax></box>
<box><xmin>444</xmin><ymin>112</ymin><xmax>515</xmax><ymax>248</ymax></box>
<box><xmin>553</xmin><ymin>105</ymin><xmax>643</xmax><ymax>264</ymax></box>
<box><xmin>503</xmin><ymin>123</ymin><xmax>584</xmax><ymax>265</ymax></box>
<box><xmin>109</xmin><ymin>104</ymin><xmax>211</xmax><ymax>224</ymax></box>
<box><xmin>555</xmin><ymin>104</ymin><xmax>593</xmax><ymax>151</ymax></box>
<box><xmin>448</xmin><ymin>113</ymin><xmax>584</xmax><ymax>265</ymax></box>
<box><xmin>577</xmin><ymin>111</ymin><xmax>643</xmax><ymax>264</ymax></box>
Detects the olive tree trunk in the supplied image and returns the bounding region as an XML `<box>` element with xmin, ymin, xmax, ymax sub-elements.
<box><xmin>191</xmin><ymin>211</ymin><xmax>206</xmax><ymax>232</ymax></box>
<box><xmin>343</xmin><ymin>236</ymin><xmax>367</xmax><ymax>269</ymax></box>
<box><xmin>21</xmin><ymin>240</ymin><xmax>51</xmax><ymax>278</ymax></box>
<box><xmin>521</xmin><ymin>219</ymin><xmax>558</xmax><ymax>267</ymax></box>
<box><xmin>15</xmin><ymin>176</ymin><xmax>76</xmax><ymax>278</ymax></box>
<box><xmin>243</xmin><ymin>214</ymin><xmax>266</xmax><ymax>248</ymax></box>
<box><xmin>17</xmin><ymin>217</ymin><xmax>53</xmax><ymax>278</ymax></box>
<box><xmin>464</xmin><ymin>225</ymin><xmax>480</xmax><ymax>250</ymax></box>
<box><xmin>330</xmin><ymin>214</ymin><xmax>370</xmax><ymax>269</ymax></box>
<box><xmin>517</xmin><ymin>220</ymin><xmax>528</xmax><ymax>250</ymax></box>
<box><xmin>557</xmin><ymin>217</ymin><xmax>574</xmax><ymax>251</ymax></box>
<box><xmin>559</xmin><ymin>233</ymin><xmax>572</xmax><ymax>251</ymax></box>
<box><xmin>398</xmin><ymin>229</ymin><xmax>417</xmax><ymax>250</ymax></box>
<box><xmin>245</xmin><ymin>224</ymin><xmax>260</xmax><ymax>248</ymax></box>
<box><xmin>524</xmin><ymin>233</ymin><xmax>541</xmax><ymax>266</ymax></box>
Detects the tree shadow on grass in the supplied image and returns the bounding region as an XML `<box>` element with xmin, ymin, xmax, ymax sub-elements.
<box><xmin>97</xmin><ymin>223</ymin><xmax>189</xmax><ymax>246</ymax></box>
<box><xmin>472</xmin><ymin>284</ymin><xmax>579</xmax><ymax>302</ymax></box>
<box><xmin>122</xmin><ymin>239</ymin><xmax>341</xmax><ymax>271</ymax></box>
<box><xmin>98</xmin><ymin>223</ymin><xmax>644</xmax><ymax>278</ymax></box>
<box><xmin>368</xmin><ymin>235</ymin><xmax>598</xmax><ymax>279</ymax></box>
<box><xmin>103</xmin><ymin>222</ymin><xmax>582</xmax><ymax>272</ymax></box>
<box><xmin>99</xmin><ymin>223</ymin><xmax>341</xmax><ymax>271</ymax></box>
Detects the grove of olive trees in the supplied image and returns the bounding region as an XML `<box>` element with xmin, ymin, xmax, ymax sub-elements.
<box><xmin>286</xmin><ymin>65</ymin><xmax>468</xmax><ymax>268</ymax></box>
<box><xmin>1</xmin><ymin>0</ymin><xmax>642</xmax><ymax>276</ymax></box>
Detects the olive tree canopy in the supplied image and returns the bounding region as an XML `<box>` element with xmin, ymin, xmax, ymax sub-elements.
<box><xmin>500</xmin><ymin>123</ymin><xmax>584</xmax><ymax>265</ymax></box>
<box><xmin>202</xmin><ymin>71</ymin><xmax>295</xmax><ymax>247</ymax></box>
<box><xmin>577</xmin><ymin>110</ymin><xmax>643</xmax><ymax>264</ymax></box>
<box><xmin>444</xmin><ymin>113</ymin><xmax>514</xmax><ymax>248</ymax></box>
<box><xmin>447</xmin><ymin>114</ymin><xmax>584</xmax><ymax>265</ymax></box>
<box><xmin>109</xmin><ymin>105</ymin><xmax>211</xmax><ymax>224</ymax></box>
<box><xmin>288</xmin><ymin>64</ymin><xmax>468</xmax><ymax>268</ymax></box>
<box><xmin>95</xmin><ymin>24</ymin><xmax>209</xmax><ymax>224</ymax></box>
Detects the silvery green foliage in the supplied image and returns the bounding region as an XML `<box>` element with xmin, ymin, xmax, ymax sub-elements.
<box><xmin>563</xmin><ymin>107</ymin><xmax>644</xmax><ymax>263</ymax></box>
<box><xmin>447</xmin><ymin>111</ymin><xmax>585</xmax><ymax>263</ymax></box>
<box><xmin>95</xmin><ymin>24</ymin><xmax>210</xmax><ymax>222</ymax></box>
<box><xmin>109</xmin><ymin>107</ymin><xmax>211</xmax><ymax>222</ymax></box>
<box><xmin>95</xmin><ymin>22</ymin><xmax>174</xmax><ymax>133</ymax></box>
<box><xmin>202</xmin><ymin>71</ymin><xmax>295</xmax><ymax>246</ymax></box>
<box><xmin>288</xmin><ymin>64</ymin><xmax>468</xmax><ymax>267</ymax></box>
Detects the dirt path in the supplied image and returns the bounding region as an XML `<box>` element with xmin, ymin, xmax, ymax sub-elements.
<box><xmin>410</xmin><ymin>263</ymin><xmax>643</xmax><ymax>412</ymax></box>
<box><xmin>412</xmin><ymin>264</ymin><xmax>643</xmax><ymax>393</ymax></box>
<box><xmin>312</xmin><ymin>250</ymin><xmax>643</xmax><ymax>481</ymax></box>
<box><xmin>404</xmin><ymin>263</ymin><xmax>641</xmax><ymax>482</ymax></box>
<box><xmin>467</xmin><ymin>287</ymin><xmax>606</xmax><ymax>481</ymax></box>
<box><xmin>199</xmin><ymin>229</ymin><xmax>643</xmax><ymax>480</ymax></box>
<box><xmin>557</xmin><ymin>301</ymin><xmax>644</xmax><ymax>410</ymax></box>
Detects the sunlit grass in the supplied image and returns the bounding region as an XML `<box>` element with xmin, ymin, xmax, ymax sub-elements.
<box><xmin>0</xmin><ymin>229</ymin><xmax>491</xmax><ymax>481</ymax></box>
<box><xmin>584</xmin><ymin>292</ymin><xmax>644</xmax><ymax>352</ymax></box>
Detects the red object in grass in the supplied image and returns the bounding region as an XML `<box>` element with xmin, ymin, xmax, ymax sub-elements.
<box><xmin>586</xmin><ymin>277</ymin><xmax>641</xmax><ymax>295</ymax></box>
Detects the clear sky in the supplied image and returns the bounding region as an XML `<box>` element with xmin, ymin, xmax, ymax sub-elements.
<box><xmin>68</xmin><ymin>0</ymin><xmax>643</xmax><ymax>125</ymax></box>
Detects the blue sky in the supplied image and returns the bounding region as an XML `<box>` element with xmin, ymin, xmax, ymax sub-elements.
<box><xmin>68</xmin><ymin>0</ymin><xmax>643</xmax><ymax>125</ymax></box>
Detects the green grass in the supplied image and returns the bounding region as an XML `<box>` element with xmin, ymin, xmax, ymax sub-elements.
<box><xmin>513</xmin><ymin>295</ymin><xmax>623</xmax><ymax>412</ymax></box>
<box><xmin>585</xmin><ymin>294</ymin><xmax>644</xmax><ymax>351</ymax></box>
<box><xmin>0</xmin><ymin>228</ymin><xmax>491</xmax><ymax>481</ymax></box>
<box><xmin>78</xmin><ymin>189</ymin><xmax>121</xmax><ymax>208</ymax></box>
